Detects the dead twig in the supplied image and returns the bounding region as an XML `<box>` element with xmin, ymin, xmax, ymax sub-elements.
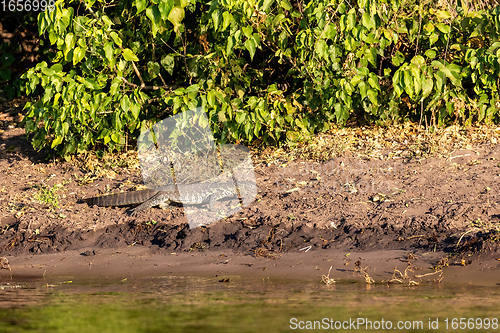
<box><xmin>321</xmin><ymin>266</ymin><xmax>336</xmax><ymax>285</ymax></box>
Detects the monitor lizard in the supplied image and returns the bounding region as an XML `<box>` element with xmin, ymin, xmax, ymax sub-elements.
<box><xmin>83</xmin><ymin>181</ymin><xmax>257</xmax><ymax>213</ymax></box>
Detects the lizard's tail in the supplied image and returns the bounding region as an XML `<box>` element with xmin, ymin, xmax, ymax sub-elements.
<box><xmin>83</xmin><ymin>189</ymin><xmax>159</xmax><ymax>207</ymax></box>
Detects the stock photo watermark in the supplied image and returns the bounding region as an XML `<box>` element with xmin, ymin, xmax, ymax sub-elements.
<box><xmin>290</xmin><ymin>317</ymin><xmax>499</xmax><ymax>331</ymax></box>
<box><xmin>1</xmin><ymin>0</ymin><xmax>55</xmax><ymax>12</ymax></box>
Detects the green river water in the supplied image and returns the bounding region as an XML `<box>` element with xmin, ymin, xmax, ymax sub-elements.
<box><xmin>0</xmin><ymin>275</ymin><xmax>498</xmax><ymax>332</ymax></box>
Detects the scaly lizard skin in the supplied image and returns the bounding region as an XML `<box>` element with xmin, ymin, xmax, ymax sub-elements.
<box><xmin>82</xmin><ymin>188</ymin><xmax>163</xmax><ymax>207</ymax></box>
<box><xmin>83</xmin><ymin>181</ymin><xmax>257</xmax><ymax>212</ymax></box>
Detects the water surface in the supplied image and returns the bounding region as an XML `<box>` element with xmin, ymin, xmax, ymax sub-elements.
<box><xmin>0</xmin><ymin>275</ymin><xmax>498</xmax><ymax>332</ymax></box>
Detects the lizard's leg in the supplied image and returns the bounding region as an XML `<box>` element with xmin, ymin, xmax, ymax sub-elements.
<box><xmin>158</xmin><ymin>200</ymin><xmax>172</xmax><ymax>210</ymax></box>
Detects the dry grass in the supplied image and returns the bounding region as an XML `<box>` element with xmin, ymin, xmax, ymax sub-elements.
<box><xmin>0</xmin><ymin>257</ymin><xmax>11</xmax><ymax>271</ymax></box>
<box><xmin>354</xmin><ymin>260</ymin><xmax>375</xmax><ymax>284</ymax></box>
<box><xmin>74</xmin><ymin>150</ymin><xmax>141</xmax><ymax>185</ymax></box>
<box><xmin>434</xmin><ymin>257</ymin><xmax>449</xmax><ymax>270</ymax></box>
<box><xmin>253</xmin><ymin>247</ymin><xmax>280</xmax><ymax>259</ymax></box>
<box><xmin>458</xmin><ymin>218</ymin><xmax>500</xmax><ymax>246</ymax></box>
<box><xmin>320</xmin><ymin>257</ymin><xmax>445</xmax><ymax>287</ymax></box>
<box><xmin>70</xmin><ymin>123</ymin><xmax>500</xmax><ymax>180</ymax></box>
<box><xmin>388</xmin><ymin>263</ymin><xmax>443</xmax><ymax>286</ymax></box>
<box><xmin>253</xmin><ymin>122</ymin><xmax>500</xmax><ymax>164</ymax></box>
<box><xmin>321</xmin><ymin>266</ymin><xmax>336</xmax><ymax>285</ymax></box>
<box><xmin>188</xmin><ymin>242</ymin><xmax>207</xmax><ymax>252</ymax></box>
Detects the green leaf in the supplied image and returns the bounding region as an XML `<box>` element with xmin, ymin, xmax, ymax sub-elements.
<box><xmin>410</xmin><ymin>65</ymin><xmax>421</xmax><ymax>97</ymax></box>
<box><xmin>0</xmin><ymin>68</ymin><xmax>11</xmax><ymax>81</ymax></box>
<box><xmin>110</xmin><ymin>31</ymin><xmax>122</xmax><ymax>47</ymax></box>
<box><xmin>431</xmin><ymin>61</ymin><xmax>462</xmax><ymax>86</ymax></box>
<box><xmin>147</xmin><ymin>61</ymin><xmax>160</xmax><ymax>79</ymax></box>
<box><xmin>159</xmin><ymin>0</ymin><xmax>174</xmax><ymax>20</ymax></box>
<box><xmin>295</xmin><ymin>117</ymin><xmax>307</xmax><ymax>130</ymax></box>
<box><xmin>350</xmin><ymin>75</ymin><xmax>363</xmax><ymax>87</ymax></box>
<box><xmin>77</xmin><ymin>38</ymin><xmax>86</xmax><ymax>48</ymax></box>
<box><xmin>366</xmin><ymin>47</ymin><xmax>377</xmax><ymax>67</ymax></box>
<box><xmin>161</xmin><ymin>54</ymin><xmax>175</xmax><ymax>75</ymax></box>
<box><xmin>135</xmin><ymin>0</ymin><xmax>147</xmax><ymax>13</ymax></box>
<box><xmin>446</xmin><ymin>64</ymin><xmax>462</xmax><ymax>86</ymax></box>
<box><xmin>367</xmin><ymin>73</ymin><xmax>380</xmax><ymax>91</ymax></box>
<box><xmin>411</xmin><ymin>55</ymin><xmax>425</xmax><ymax>66</ymax></box>
<box><xmin>435</xmin><ymin>10</ymin><xmax>451</xmax><ymax>20</ymax></box>
<box><xmin>111</xmin><ymin>132</ymin><xmax>120</xmax><ymax>143</ymax></box>
<box><xmin>488</xmin><ymin>41</ymin><xmax>500</xmax><ymax>53</ymax></box>
<box><xmin>258</xmin><ymin>106</ymin><xmax>269</xmax><ymax>120</ymax></box>
<box><xmin>121</xmin><ymin>95</ymin><xmax>130</xmax><ymax>112</ymax></box>
<box><xmin>278</xmin><ymin>30</ymin><xmax>288</xmax><ymax>49</ymax></box>
<box><xmin>104</xmin><ymin>42</ymin><xmax>114</xmax><ymax>62</ymax></box>
<box><xmin>325</xmin><ymin>23</ymin><xmax>336</xmax><ymax>40</ymax></box>
<box><xmin>41</xmin><ymin>65</ymin><xmax>55</xmax><ymax>77</ymax></box>
<box><xmin>113</xmin><ymin>112</ymin><xmax>122</xmax><ymax>130</ymax></box>
<box><xmin>403</xmin><ymin>69</ymin><xmax>414</xmax><ymax>98</ymax></box>
<box><xmin>286</xmin><ymin>131</ymin><xmax>300</xmax><ymax>141</ymax></box>
<box><xmin>51</xmin><ymin>136</ymin><xmax>63</xmax><ymax>149</ymax></box>
<box><xmin>48</xmin><ymin>31</ymin><xmax>57</xmax><ymax>45</ymax></box>
<box><xmin>358</xmin><ymin>81</ymin><xmax>367</xmax><ymax>99</ymax></box>
<box><xmin>110</xmin><ymin>78</ymin><xmax>121</xmax><ymax>95</ymax></box>
<box><xmin>122</xmin><ymin>48</ymin><xmax>139</xmax><ymax>61</ymax></box>
<box><xmin>217</xmin><ymin>110</ymin><xmax>227</xmax><ymax>122</ymax></box>
<box><xmin>392</xmin><ymin>51</ymin><xmax>405</xmax><ymax>66</ymax></box>
<box><xmin>393</xmin><ymin>69</ymin><xmax>404</xmax><ymax>97</ymax></box>
<box><xmin>425</xmin><ymin>49</ymin><xmax>437</xmax><ymax>59</ymax></box>
<box><xmin>242</xmin><ymin>26</ymin><xmax>253</xmax><ymax>39</ymax></box>
<box><xmin>73</xmin><ymin>47</ymin><xmax>85</xmax><ymax>65</ymax></box>
<box><xmin>102</xmin><ymin>15</ymin><xmax>113</xmax><ymax>28</ymax></box>
<box><xmin>367</xmin><ymin>89</ymin><xmax>378</xmax><ymax>105</ymax></box>
<box><xmin>244</xmin><ymin>37</ymin><xmax>257</xmax><ymax>60</ymax></box>
<box><xmin>168</xmin><ymin>6</ymin><xmax>185</xmax><ymax>33</ymax></box>
<box><xmin>38</xmin><ymin>13</ymin><xmax>47</xmax><ymax>34</ymax></box>
<box><xmin>434</xmin><ymin>71</ymin><xmax>444</xmax><ymax>91</ymax></box>
<box><xmin>146</xmin><ymin>6</ymin><xmax>161</xmax><ymax>37</ymax></box>
<box><xmin>61</xmin><ymin>8</ymin><xmax>74</xmax><ymax>29</ymax></box>
<box><xmin>262</xmin><ymin>0</ymin><xmax>275</xmax><ymax>12</ymax></box>
<box><xmin>436</xmin><ymin>23</ymin><xmax>450</xmax><ymax>34</ymax></box>
<box><xmin>222</xmin><ymin>11</ymin><xmax>233</xmax><ymax>31</ymax></box>
<box><xmin>254</xmin><ymin>121</ymin><xmax>262</xmax><ymax>136</ymax></box>
<box><xmin>361</xmin><ymin>12</ymin><xmax>374</xmax><ymax>29</ymax></box>
<box><xmin>429</xmin><ymin>32</ymin><xmax>439</xmax><ymax>45</ymax></box>
<box><xmin>61</xmin><ymin>121</ymin><xmax>69</xmax><ymax>136</ymax></box>
<box><xmin>280</xmin><ymin>0</ymin><xmax>292</xmax><ymax>10</ymax></box>
<box><xmin>207</xmin><ymin>90</ymin><xmax>215</xmax><ymax>107</ymax></box>
<box><xmin>235</xmin><ymin>112</ymin><xmax>246</xmax><ymax>124</ymax></box>
<box><xmin>64</xmin><ymin>33</ymin><xmax>75</xmax><ymax>56</ymax></box>
<box><xmin>421</xmin><ymin>77</ymin><xmax>433</xmax><ymax>99</ymax></box>
<box><xmin>226</xmin><ymin>35</ymin><xmax>235</xmax><ymax>55</ymax></box>
<box><xmin>347</xmin><ymin>9</ymin><xmax>356</xmax><ymax>30</ymax></box>
<box><xmin>244</xmin><ymin>122</ymin><xmax>252</xmax><ymax>138</ymax></box>
<box><xmin>423</xmin><ymin>22</ymin><xmax>434</xmax><ymax>34</ymax></box>
<box><xmin>212</xmin><ymin>10</ymin><xmax>221</xmax><ymax>32</ymax></box>
<box><xmin>315</xmin><ymin>40</ymin><xmax>327</xmax><ymax>59</ymax></box>
<box><xmin>83</xmin><ymin>78</ymin><xmax>101</xmax><ymax>90</ymax></box>
<box><xmin>130</xmin><ymin>102</ymin><xmax>140</xmax><ymax>120</ymax></box>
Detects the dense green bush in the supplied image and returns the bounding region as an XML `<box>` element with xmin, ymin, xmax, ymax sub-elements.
<box><xmin>21</xmin><ymin>0</ymin><xmax>500</xmax><ymax>158</ymax></box>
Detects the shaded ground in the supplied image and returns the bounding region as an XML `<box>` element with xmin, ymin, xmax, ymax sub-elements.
<box><xmin>1</xmin><ymin>112</ymin><xmax>500</xmax><ymax>283</ymax></box>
